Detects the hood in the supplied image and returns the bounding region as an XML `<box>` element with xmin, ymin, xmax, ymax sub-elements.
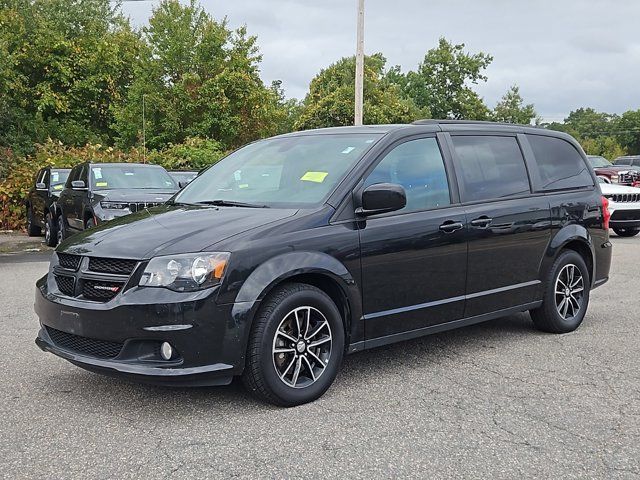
<box><xmin>94</xmin><ymin>188</ymin><xmax>177</xmax><ymax>202</ymax></box>
<box><xmin>599</xmin><ymin>183</ymin><xmax>640</xmax><ymax>194</ymax></box>
<box><xmin>594</xmin><ymin>165</ymin><xmax>640</xmax><ymax>173</ymax></box>
<box><xmin>58</xmin><ymin>205</ymin><xmax>298</xmax><ymax>259</ymax></box>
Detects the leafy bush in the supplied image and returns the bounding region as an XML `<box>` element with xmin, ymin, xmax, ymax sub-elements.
<box><xmin>0</xmin><ymin>138</ymin><xmax>225</xmax><ymax>231</ymax></box>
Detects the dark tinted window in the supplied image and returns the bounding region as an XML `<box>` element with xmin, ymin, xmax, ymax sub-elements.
<box><xmin>451</xmin><ymin>136</ymin><xmax>530</xmax><ymax>202</ymax></box>
<box><xmin>364</xmin><ymin>138</ymin><xmax>450</xmax><ymax>213</ymax></box>
<box><xmin>527</xmin><ymin>135</ymin><xmax>593</xmax><ymax>190</ymax></box>
<box><xmin>65</xmin><ymin>166</ymin><xmax>81</xmax><ymax>187</ymax></box>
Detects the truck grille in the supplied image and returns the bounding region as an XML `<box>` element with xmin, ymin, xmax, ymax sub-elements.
<box><xmin>57</xmin><ymin>253</ymin><xmax>81</xmax><ymax>270</ymax></box>
<box><xmin>128</xmin><ymin>202</ymin><xmax>162</xmax><ymax>213</ymax></box>
<box><xmin>46</xmin><ymin>326</ymin><xmax>123</xmax><ymax>359</ymax></box>
<box><xmin>611</xmin><ymin>209</ymin><xmax>640</xmax><ymax>221</ymax></box>
<box><xmin>609</xmin><ymin>193</ymin><xmax>640</xmax><ymax>203</ymax></box>
<box><xmin>88</xmin><ymin>257</ymin><xmax>137</xmax><ymax>275</ymax></box>
<box><xmin>618</xmin><ymin>172</ymin><xmax>640</xmax><ymax>185</ymax></box>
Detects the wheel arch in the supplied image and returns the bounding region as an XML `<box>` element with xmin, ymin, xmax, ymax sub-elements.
<box><xmin>231</xmin><ymin>251</ymin><xmax>363</xmax><ymax>359</ymax></box>
<box><xmin>545</xmin><ymin>225</ymin><xmax>596</xmax><ymax>286</ymax></box>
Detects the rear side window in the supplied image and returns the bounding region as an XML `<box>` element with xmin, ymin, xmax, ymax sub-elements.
<box><xmin>451</xmin><ymin>136</ymin><xmax>530</xmax><ymax>202</ymax></box>
<box><xmin>527</xmin><ymin>135</ymin><xmax>593</xmax><ymax>190</ymax></box>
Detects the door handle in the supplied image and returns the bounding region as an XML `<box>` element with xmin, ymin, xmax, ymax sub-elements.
<box><xmin>470</xmin><ymin>216</ymin><xmax>492</xmax><ymax>228</ymax></box>
<box><xmin>439</xmin><ymin>221</ymin><xmax>464</xmax><ymax>233</ymax></box>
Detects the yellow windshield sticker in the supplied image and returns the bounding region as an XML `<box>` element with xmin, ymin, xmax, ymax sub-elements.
<box><xmin>96</xmin><ymin>182</ymin><xmax>108</xmax><ymax>187</ymax></box>
<box><xmin>300</xmin><ymin>171</ymin><xmax>328</xmax><ymax>183</ymax></box>
<box><xmin>53</xmin><ymin>184</ymin><xmax>63</xmax><ymax>190</ymax></box>
<box><xmin>239</xmin><ymin>183</ymin><xmax>249</xmax><ymax>189</ymax></box>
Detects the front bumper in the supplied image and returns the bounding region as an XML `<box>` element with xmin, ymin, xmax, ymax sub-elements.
<box><xmin>34</xmin><ymin>275</ymin><xmax>253</xmax><ymax>386</ymax></box>
<box><xmin>609</xmin><ymin>203</ymin><xmax>640</xmax><ymax>229</ymax></box>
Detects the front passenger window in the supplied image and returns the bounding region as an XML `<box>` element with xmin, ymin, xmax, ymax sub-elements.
<box><xmin>363</xmin><ymin>138</ymin><xmax>450</xmax><ymax>213</ymax></box>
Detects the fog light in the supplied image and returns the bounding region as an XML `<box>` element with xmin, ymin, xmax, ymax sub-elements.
<box><xmin>160</xmin><ymin>342</ymin><xmax>173</xmax><ymax>360</ymax></box>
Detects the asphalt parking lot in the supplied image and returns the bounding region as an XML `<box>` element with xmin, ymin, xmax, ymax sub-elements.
<box><xmin>1</xmin><ymin>240</ymin><xmax>639</xmax><ymax>479</ymax></box>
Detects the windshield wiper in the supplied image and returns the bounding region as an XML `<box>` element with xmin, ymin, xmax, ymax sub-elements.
<box><xmin>196</xmin><ymin>200</ymin><xmax>269</xmax><ymax>208</ymax></box>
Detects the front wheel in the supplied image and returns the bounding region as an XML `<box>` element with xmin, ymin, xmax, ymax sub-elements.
<box><xmin>26</xmin><ymin>206</ymin><xmax>41</xmax><ymax>236</ymax></box>
<box><xmin>612</xmin><ymin>227</ymin><xmax>640</xmax><ymax>237</ymax></box>
<box><xmin>44</xmin><ymin>213</ymin><xmax>58</xmax><ymax>247</ymax></box>
<box><xmin>56</xmin><ymin>215</ymin><xmax>66</xmax><ymax>244</ymax></box>
<box><xmin>242</xmin><ymin>283</ymin><xmax>345</xmax><ymax>406</ymax></box>
<box><xmin>530</xmin><ymin>250</ymin><xmax>590</xmax><ymax>333</ymax></box>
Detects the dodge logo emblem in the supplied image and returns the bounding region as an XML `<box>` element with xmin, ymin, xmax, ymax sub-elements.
<box><xmin>93</xmin><ymin>285</ymin><xmax>120</xmax><ymax>293</ymax></box>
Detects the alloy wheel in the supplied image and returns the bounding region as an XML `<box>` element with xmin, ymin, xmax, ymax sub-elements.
<box><xmin>272</xmin><ymin>306</ymin><xmax>332</xmax><ymax>389</ymax></box>
<box><xmin>44</xmin><ymin>220</ymin><xmax>51</xmax><ymax>244</ymax></box>
<box><xmin>57</xmin><ymin>217</ymin><xmax>64</xmax><ymax>245</ymax></box>
<box><xmin>554</xmin><ymin>263</ymin><xmax>584</xmax><ymax>320</ymax></box>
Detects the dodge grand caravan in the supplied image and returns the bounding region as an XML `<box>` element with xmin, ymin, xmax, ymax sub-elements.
<box><xmin>35</xmin><ymin>121</ymin><xmax>612</xmax><ymax>406</ymax></box>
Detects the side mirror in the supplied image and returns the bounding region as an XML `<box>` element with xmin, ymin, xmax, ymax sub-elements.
<box><xmin>357</xmin><ymin>183</ymin><xmax>406</xmax><ymax>216</ymax></box>
<box><xmin>178</xmin><ymin>180</ymin><xmax>188</xmax><ymax>189</ymax></box>
<box><xmin>35</xmin><ymin>182</ymin><xmax>47</xmax><ymax>191</ymax></box>
<box><xmin>71</xmin><ymin>180</ymin><xmax>86</xmax><ymax>190</ymax></box>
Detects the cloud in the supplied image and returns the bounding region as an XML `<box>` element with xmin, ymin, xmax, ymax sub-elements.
<box><xmin>121</xmin><ymin>0</ymin><xmax>640</xmax><ymax>119</ymax></box>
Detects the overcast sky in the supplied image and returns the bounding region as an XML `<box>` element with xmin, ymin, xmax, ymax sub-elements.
<box><xmin>120</xmin><ymin>0</ymin><xmax>639</xmax><ymax>122</ymax></box>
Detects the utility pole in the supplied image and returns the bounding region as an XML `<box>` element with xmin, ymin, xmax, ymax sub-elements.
<box><xmin>142</xmin><ymin>94</ymin><xmax>146</xmax><ymax>163</ymax></box>
<box><xmin>354</xmin><ymin>0</ymin><xmax>364</xmax><ymax>126</ymax></box>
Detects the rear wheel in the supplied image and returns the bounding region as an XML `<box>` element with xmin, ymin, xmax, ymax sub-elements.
<box><xmin>85</xmin><ymin>217</ymin><xmax>95</xmax><ymax>229</ymax></box>
<box><xmin>44</xmin><ymin>213</ymin><xmax>58</xmax><ymax>247</ymax></box>
<box><xmin>242</xmin><ymin>283</ymin><xmax>345</xmax><ymax>406</ymax></box>
<box><xmin>26</xmin><ymin>206</ymin><xmax>41</xmax><ymax>236</ymax></box>
<box><xmin>612</xmin><ymin>227</ymin><xmax>640</xmax><ymax>237</ymax></box>
<box><xmin>530</xmin><ymin>250</ymin><xmax>590</xmax><ymax>333</ymax></box>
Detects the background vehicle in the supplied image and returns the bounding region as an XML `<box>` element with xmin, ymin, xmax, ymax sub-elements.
<box><xmin>613</xmin><ymin>155</ymin><xmax>640</xmax><ymax>168</ymax></box>
<box><xmin>168</xmin><ymin>170</ymin><xmax>198</xmax><ymax>188</ymax></box>
<box><xmin>587</xmin><ymin>155</ymin><xmax>640</xmax><ymax>186</ymax></box>
<box><xmin>36</xmin><ymin>121</ymin><xmax>611</xmax><ymax>406</ymax></box>
<box><xmin>24</xmin><ymin>167</ymin><xmax>70</xmax><ymax>246</ymax></box>
<box><xmin>599</xmin><ymin>178</ymin><xmax>640</xmax><ymax>237</ymax></box>
<box><xmin>56</xmin><ymin>162</ymin><xmax>178</xmax><ymax>241</ymax></box>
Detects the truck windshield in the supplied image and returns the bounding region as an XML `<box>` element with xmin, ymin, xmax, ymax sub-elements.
<box><xmin>175</xmin><ymin>133</ymin><xmax>382</xmax><ymax>208</ymax></box>
<box><xmin>90</xmin><ymin>165</ymin><xmax>177</xmax><ymax>190</ymax></box>
<box><xmin>588</xmin><ymin>156</ymin><xmax>611</xmax><ymax>167</ymax></box>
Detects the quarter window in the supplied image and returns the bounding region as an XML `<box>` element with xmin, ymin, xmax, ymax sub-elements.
<box><xmin>527</xmin><ymin>135</ymin><xmax>593</xmax><ymax>190</ymax></box>
<box><xmin>451</xmin><ymin>136</ymin><xmax>530</xmax><ymax>202</ymax></box>
<box><xmin>364</xmin><ymin>137</ymin><xmax>450</xmax><ymax>213</ymax></box>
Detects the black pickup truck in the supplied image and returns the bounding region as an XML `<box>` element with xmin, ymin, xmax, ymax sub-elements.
<box><xmin>25</xmin><ymin>167</ymin><xmax>71</xmax><ymax>246</ymax></box>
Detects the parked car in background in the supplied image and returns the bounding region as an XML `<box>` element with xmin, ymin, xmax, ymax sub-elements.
<box><xmin>35</xmin><ymin>121</ymin><xmax>611</xmax><ymax>406</ymax></box>
<box><xmin>613</xmin><ymin>155</ymin><xmax>640</xmax><ymax>168</ymax></box>
<box><xmin>587</xmin><ymin>155</ymin><xmax>640</xmax><ymax>186</ymax></box>
<box><xmin>169</xmin><ymin>170</ymin><xmax>198</xmax><ymax>188</ymax></box>
<box><xmin>55</xmin><ymin>162</ymin><xmax>178</xmax><ymax>242</ymax></box>
<box><xmin>24</xmin><ymin>167</ymin><xmax>71</xmax><ymax>246</ymax></box>
<box><xmin>599</xmin><ymin>177</ymin><xmax>640</xmax><ymax>237</ymax></box>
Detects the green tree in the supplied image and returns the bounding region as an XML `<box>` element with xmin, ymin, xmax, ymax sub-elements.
<box><xmin>295</xmin><ymin>53</ymin><xmax>423</xmax><ymax>130</ymax></box>
<box><xmin>112</xmin><ymin>0</ymin><xmax>285</xmax><ymax>151</ymax></box>
<box><xmin>399</xmin><ymin>38</ymin><xmax>492</xmax><ymax>120</ymax></box>
<box><xmin>615</xmin><ymin>109</ymin><xmax>640</xmax><ymax>154</ymax></box>
<box><xmin>579</xmin><ymin>136</ymin><xmax>627</xmax><ymax>160</ymax></box>
<box><xmin>492</xmin><ymin>85</ymin><xmax>538</xmax><ymax>125</ymax></box>
<box><xmin>547</xmin><ymin>108</ymin><xmax>618</xmax><ymax>139</ymax></box>
<box><xmin>0</xmin><ymin>0</ymin><xmax>142</xmax><ymax>153</ymax></box>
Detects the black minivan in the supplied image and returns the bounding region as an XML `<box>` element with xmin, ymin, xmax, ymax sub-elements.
<box><xmin>35</xmin><ymin>121</ymin><xmax>612</xmax><ymax>406</ymax></box>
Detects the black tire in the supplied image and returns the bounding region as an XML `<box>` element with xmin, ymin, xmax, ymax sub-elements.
<box><xmin>530</xmin><ymin>250</ymin><xmax>591</xmax><ymax>334</ymax></box>
<box><xmin>44</xmin><ymin>213</ymin><xmax>58</xmax><ymax>247</ymax></box>
<box><xmin>26</xmin><ymin>206</ymin><xmax>41</xmax><ymax>236</ymax></box>
<box><xmin>57</xmin><ymin>215</ymin><xmax>66</xmax><ymax>244</ymax></box>
<box><xmin>242</xmin><ymin>282</ymin><xmax>345</xmax><ymax>407</ymax></box>
<box><xmin>612</xmin><ymin>227</ymin><xmax>640</xmax><ymax>237</ymax></box>
<box><xmin>85</xmin><ymin>217</ymin><xmax>95</xmax><ymax>229</ymax></box>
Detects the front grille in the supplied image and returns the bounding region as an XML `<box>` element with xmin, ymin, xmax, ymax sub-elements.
<box><xmin>55</xmin><ymin>275</ymin><xmax>75</xmax><ymax>296</ymax></box>
<box><xmin>619</xmin><ymin>172</ymin><xmax>640</xmax><ymax>185</ymax></box>
<box><xmin>88</xmin><ymin>257</ymin><xmax>137</xmax><ymax>275</ymax></box>
<box><xmin>611</xmin><ymin>209</ymin><xmax>640</xmax><ymax>221</ymax></box>
<box><xmin>82</xmin><ymin>280</ymin><xmax>125</xmax><ymax>301</ymax></box>
<box><xmin>46</xmin><ymin>326</ymin><xmax>123</xmax><ymax>359</ymax></box>
<box><xmin>129</xmin><ymin>202</ymin><xmax>162</xmax><ymax>213</ymax></box>
<box><xmin>610</xmin><ymin>193</ymin><xmax>640</xmax><ymax>203</ymax></box>
<box><xmin>57</xmin><ymin>253</ymin><xmax>81</xmax><ymax>270</ymax></box>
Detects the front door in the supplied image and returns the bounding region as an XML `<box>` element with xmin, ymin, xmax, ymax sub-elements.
<box><xmin>358</xmin><ymin>136</ymin><xmax>468</xmax><ymax>344</ymax></box>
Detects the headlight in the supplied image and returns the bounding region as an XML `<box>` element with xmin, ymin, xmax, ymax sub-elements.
<box><xmin>610</xmin><ymin>174</ymin><xmax>619</xmax><ymax>183</ymax></box>
<box><xmin>139</xmin><ymin>252</ymin><xmax>230</xmax><ymax>291</ymax></box>
<box><xmin>100</xmin><ymin>201</ymin><xmax>130</xmax><ymax>210</ymax></box>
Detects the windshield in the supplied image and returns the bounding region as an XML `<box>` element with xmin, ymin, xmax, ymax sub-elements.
<box><xmin>588</xmin><ymin>156</ymin><xmax>610</xmax><ymax>167</ymax></box>
<box><xmin>90</xmin><ymin>165</ymin><xmax>177</xmax><ymax>190</ymax></box>
<box><xmin>176</xmin><ymin>133</ymin><xmax>382</xmax><ymax>207</ymax></box>
<box><xmin>50</xmin><ymin>169</ymin><xmax>70</xmax><ymax>192</ymax></box>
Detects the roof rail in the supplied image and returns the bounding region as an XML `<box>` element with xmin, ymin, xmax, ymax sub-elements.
<box><xmin>411</xmin><ymin>119</ymin><xmax>537</xmax><ymax>128</ymax></box>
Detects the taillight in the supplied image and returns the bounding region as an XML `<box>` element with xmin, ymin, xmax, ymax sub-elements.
<box><xmin>602</xmin><ymin>196</ymin><xmax>611</xmax><ymax>230</ymax></box>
